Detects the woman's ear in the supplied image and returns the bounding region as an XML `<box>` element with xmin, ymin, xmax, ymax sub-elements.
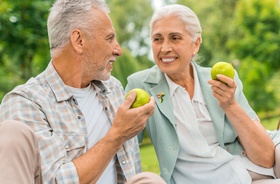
<box><xmin>193</xmin><ymin>37</ymin><xmax>201</xmax><ymax>54</ymax></box>
<box><xmin>70</xmin><ymin>29</ymin><xmax>84</xmax><ymax>54</ymax></box>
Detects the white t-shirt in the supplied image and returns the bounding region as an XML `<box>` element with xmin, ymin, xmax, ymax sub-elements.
<box><xmin>68</xmin><ymin>84</ymin><xmax>117</xmax><ymax>184</ymax></box>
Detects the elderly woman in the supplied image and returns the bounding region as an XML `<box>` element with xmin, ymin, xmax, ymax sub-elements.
<box><xmin>126</xmin><ymin>4</ymin><xmax>280</xmax><ymax>184</ymax></box>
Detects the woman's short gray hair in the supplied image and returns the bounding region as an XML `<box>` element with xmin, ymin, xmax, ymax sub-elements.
<box><xmin>47</xmin><ymin>0</ymin><xmax>109</xmax><ymax>57</ymax></box>
<box><xmin>150</xmin><ymin>4</ymin><xmax>202</xmax><ymax>43</ymax></box>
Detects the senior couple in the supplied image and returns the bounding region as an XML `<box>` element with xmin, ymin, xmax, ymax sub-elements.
<box><xmin>0</xmin><ymin>0</ymin><xmax>280</xmax><ymax>184</ymax></box>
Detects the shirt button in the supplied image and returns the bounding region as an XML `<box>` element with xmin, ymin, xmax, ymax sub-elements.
<box><xmin>241</xmin><ymin>150</ymin><xmax>247</xmax><ymax>156</ymax></box>
<box><xmin>73</xmin><ymin>98</ymin><xmax>78</xmax><ymax>105</ymax></box>
<box><xmin>122</xmin><ymin>160</ymin><xmax>126</xmax><ymax>165</ymax></box>
<box><xmin>104</xmin><ymin>107</ymin><xmax>108</xmax><ymax>110</ymax></box>
<box><xmin>65</xmin><ymin>144</ymin><xmax>69</xmax><ymax>149</ymax></box>
<box><xmin>77</xmin><ymin>116</ymin><xmax>81</xmax><ymax>119</ymax></box>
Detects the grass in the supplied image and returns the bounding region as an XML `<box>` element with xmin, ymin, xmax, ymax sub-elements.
<box><xmin>140</xmin><ymin>117</ymin><xmax>279</xmax><ymax>173</ymax></box>
<box><xmin>140</xmin><ymin>144</ymin><xmax>160</xmax><ymax>174</ymax></box>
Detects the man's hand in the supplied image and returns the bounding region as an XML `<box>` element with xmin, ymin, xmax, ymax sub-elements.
<box><xmin>73</xmin><ymin>91</ymin><xmax>155</xmax><ymax>184</ymax></box>
<box><xmin>110</xmin><ymin>90</ymin><xmax>155</xmax><ymax>143</ymax></box>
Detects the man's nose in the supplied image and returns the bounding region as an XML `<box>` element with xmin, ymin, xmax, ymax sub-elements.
<box><xmin>113</xmin><ymin>42</ymin><xmax>123</xmax><ymax>56</ymax></box>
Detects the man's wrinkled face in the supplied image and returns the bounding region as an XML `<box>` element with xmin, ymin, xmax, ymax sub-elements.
<box><xmin>82</xmin><ymin>9</ymin><xmax>122</xmax><ymax>81</ymax></box>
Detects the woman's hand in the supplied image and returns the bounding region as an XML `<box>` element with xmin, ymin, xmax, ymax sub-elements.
<box><xmin>208</xmin><ymin>74</ymin><xmax>237</xmax><ymax>111</ymax></box>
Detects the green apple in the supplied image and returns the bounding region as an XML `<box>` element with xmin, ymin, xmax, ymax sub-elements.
<box><xmin>126</xmin><ymin>88</ymin><xmax>150</xmax><ymax>108</ymax></box>
<box><xmin>211</xmin><ymin>62</ymin><xmax>235</xmax><ymax>80</ymax></box>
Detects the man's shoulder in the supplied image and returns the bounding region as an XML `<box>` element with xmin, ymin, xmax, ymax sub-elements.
<box><xmin>7</xmin><ymin>72</ymin><xmax>52</xmax><ymax>101</ymax></box>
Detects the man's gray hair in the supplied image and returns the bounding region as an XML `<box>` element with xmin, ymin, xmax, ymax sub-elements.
<box><xmin>47</xmin><ymin>0</ymin><xmax>109</xmax><ymax>57</ymax></box>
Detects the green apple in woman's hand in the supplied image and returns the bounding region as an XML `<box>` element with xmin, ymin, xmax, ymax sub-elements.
<box><xmin>211</xmin><ymin>62</ymin><xmax>234</xmax><ymax>80</ymax></box>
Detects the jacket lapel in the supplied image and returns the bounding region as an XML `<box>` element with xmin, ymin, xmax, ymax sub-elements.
<box><xmin>144</xmin><ymin>66</ymin><xmax>176</xmax><ymax>126</ymax></box>
<box><xmin>194</xmin><ymin>63</ymin><xmax>226</xmax><ymax>147</ymax></box>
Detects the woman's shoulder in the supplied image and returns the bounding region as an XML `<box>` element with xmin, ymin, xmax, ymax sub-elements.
<box><xmin>128</xmin><ymin>65</ymin><xmax>160</xmax><ymax>78</ymax></box>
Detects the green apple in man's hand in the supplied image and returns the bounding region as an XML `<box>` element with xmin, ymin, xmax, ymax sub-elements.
<box><xmin>126</xmin><ymin>88</ymin><xmax>150</xmax><ymax>108</ymax></box>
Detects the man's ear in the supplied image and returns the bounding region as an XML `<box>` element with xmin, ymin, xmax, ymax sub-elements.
<box><xmin>71</xmin><ymin>29</ymin><xmax>84</xmax><ymax>54</ymax></box>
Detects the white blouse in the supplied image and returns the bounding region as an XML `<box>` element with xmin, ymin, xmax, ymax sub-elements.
<box><xmin>164</xmin><ymin>63</ymin><xmax>252</xmax><ymax>184</ymax></box>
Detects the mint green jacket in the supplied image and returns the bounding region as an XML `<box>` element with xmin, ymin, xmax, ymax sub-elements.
<box><xmin>125</xmin><ymin>63</ymin><xmax>280</xmax><ymax>183</ymax></box>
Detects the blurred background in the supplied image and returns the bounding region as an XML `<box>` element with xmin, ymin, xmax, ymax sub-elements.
<box><xmin>1</xmin><ymin>0</ymin><xmax>280</xmax><ymax>173</ymax></box>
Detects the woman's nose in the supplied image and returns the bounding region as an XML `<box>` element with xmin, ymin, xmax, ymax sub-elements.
<box><xmin>161</xmin><ymin>42</ymin><xmax>172</xmax><ymax>52</ymax></box>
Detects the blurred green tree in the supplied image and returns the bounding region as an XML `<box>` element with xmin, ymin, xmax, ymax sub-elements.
<box><xmin>108</xmin><ymin>0</ymin><xmax>155</xmax><ymax>87</ymax></box>
<box><xmin>227</xmin><ymin>0</ymin><xmax>280</xmax><ymax>112</ymax></box>
<box><xmin>0</xmin><ymin>0</ymin><xmax>53</xmax><ymax>98</ymax></box>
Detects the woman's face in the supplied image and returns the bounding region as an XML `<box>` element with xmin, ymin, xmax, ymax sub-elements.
<box><xmin>151</xmin><ymin>15</ymin><xmax>200</xmax><ymax>77</ymax></box>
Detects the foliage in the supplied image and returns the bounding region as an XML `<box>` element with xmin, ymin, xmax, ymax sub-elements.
<box><xmin>107</xmin><ymin>0</ymin><xmax>153</xmax><ymax>56</ymax></box>
<box><xmin>228</xmin><ymin>0</ymin><xmax>280</xmax><ymax>70</ymax></box>
<box><xmin>107</xmin><ymin>0</ymin><xmax>155</xmax><ymax>87</ymax></box>
<box><xmin>227</xmin><ymin>0</ymin><xmax>280</xmax><ymax>112</ymax></box>
<box><xmin>236</xmin><ymin>59</ymin><xmax>277</xmax><ymax>112</ymax></box>
<box><xmin>0</xmin><ymin>0</ymin><xmax>53</xmax><ymax>98</ymax></box>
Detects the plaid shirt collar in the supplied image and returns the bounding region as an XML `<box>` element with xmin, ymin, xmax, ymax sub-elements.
<box><xmin>45</xmin><ymin>61</ymin><xmax>110</xmax><ymax>102</ymax></box>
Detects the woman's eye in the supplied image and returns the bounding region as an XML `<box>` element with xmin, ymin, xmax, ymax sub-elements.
<box><xmin>172</xmin><ymin>36</ymin><xmax>180</xmax><ymax>41</ymax></box>
<box><xmin>153</xmin><ymin>37</ymin><xmax>162</xmax><ymax>42</ymax></box>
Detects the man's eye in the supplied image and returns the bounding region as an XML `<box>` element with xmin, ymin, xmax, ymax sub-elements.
<box><xmin>107</xmin><ymin>37</ymin><xmax>114</xmax><ymax>42</ymax></box>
